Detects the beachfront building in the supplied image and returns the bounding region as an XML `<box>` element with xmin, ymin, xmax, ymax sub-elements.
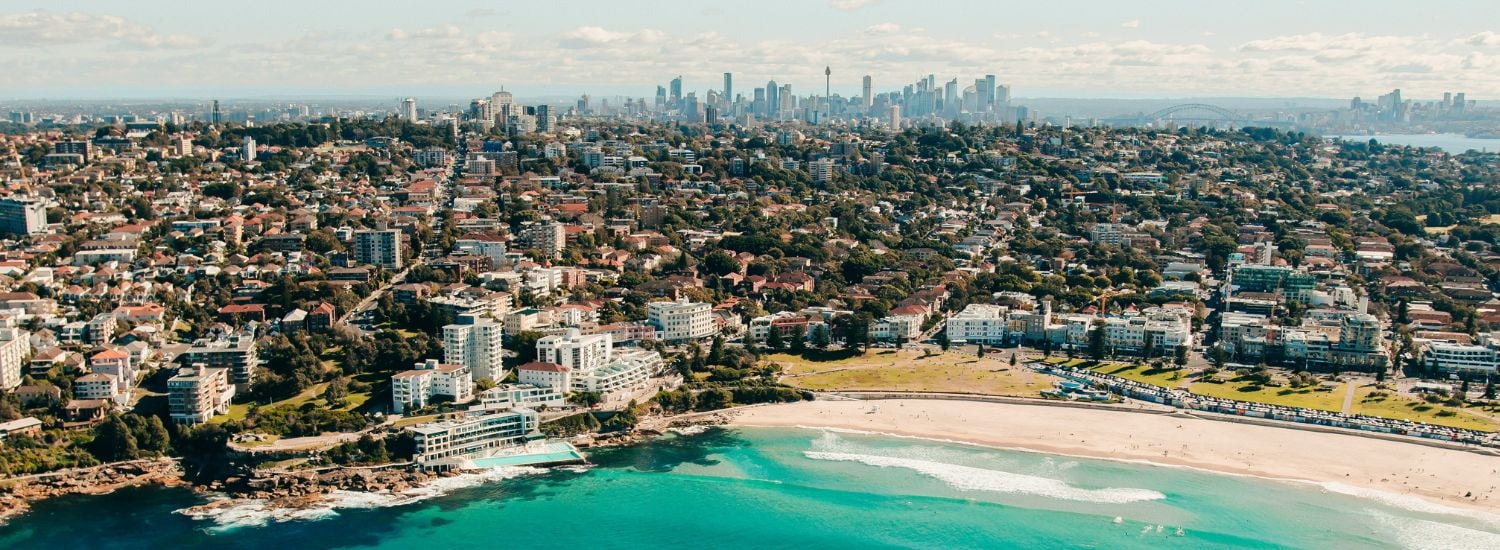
<box><xmin>536</xmin><ymin>329</ymin><xmax>612</xmax><ymax>373</ymax></box>
<box><xmin>869</xmin><ymin>314</ymin><xmax>922</xmax><ymax>342</ymax></box>
<box><xmin>1220</xmin><ymin>312</ymin><xmax>1273</xmax><ymax>360</ymax></box>
<box><xmin>518</xmin><ymin>348</ymin><xmax>662</xmax><ymax>400</ymax></box>
<box><xmin>575</xmin><ymin>348</ymin><xmax>660</xmax><ymax>395</ymax></box>
<box><xmin>945</xmin><ymin>304</ymin><xmax>1011</xmax><ymax>345</ymax></box>
<box><xmin>391</xmin><ymin>359</ymin><xmax>476</xmax><ymax>414</ymax></box>
<box><xmin>443</xmin><ymin>314</ymin><xmax>504</xmax><ymax>382</ymax></box>
<box><xmin>475</xmin><ymin>384</ymin><xmax>566</xmax><ymax>411</ymax></box>
<box><xmin>167</xmin><ymin>364</ymin><xmax>236</xmax><ymax>425</ymax></box>
<box><xmin>648</xmin><ymin>298</ymin><xmax>714</xmax><ymax>342</ymax></box>
<box><xmin>407</xmin><ymin>408</ymin><xmax>540</xmax><ymax>464</ymax></box>
<box><xmin>1420</xmin><ymin>334</ymin><xmax>1500</xmax><ymax>378</ymax></box>
<box><xmin>1098</xmin><ymin>306</ymin><xmax>1194</xmax><ymax>356</ymax></box>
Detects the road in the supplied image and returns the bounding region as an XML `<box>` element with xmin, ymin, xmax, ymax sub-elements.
<box><xmin>338</xmin><ymin>262</ymin><xmax>417</xmax><ymax>335</ymax></box>
<box><xmin>338</xmin><ymin>154</ymin><xmax>456</xmax><ymax>335</ymax></box>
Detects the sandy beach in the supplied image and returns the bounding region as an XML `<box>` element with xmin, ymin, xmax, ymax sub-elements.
<box><xmin>729</xmin><ymin>399</ymin><xmax>1500</xmax><ymax>514</ymax></box>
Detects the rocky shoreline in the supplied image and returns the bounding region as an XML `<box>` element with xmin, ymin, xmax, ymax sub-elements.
<box><xmin>0</xmin><ymin>458</ymin><xmax>189</xmax><ymax>523</ymax></box>
<box><xmin>1</xmin><ymin>413</ymin><xmax>744</xmax><ymax>525</ymax></box>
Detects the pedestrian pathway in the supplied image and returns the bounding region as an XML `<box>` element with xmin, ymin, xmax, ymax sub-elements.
<box><xmin>1341</xmin><ymin>382</ymin><xmax>1357</xmax><ymax>414</ymax></box>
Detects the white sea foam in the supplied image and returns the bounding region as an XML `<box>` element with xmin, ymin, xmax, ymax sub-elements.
<box><xmin>1318</xmin><ymin>482</ymin><xmax>1500</xmax><ymax>526</ymax></box>
<box><xmin>803</xmin><ymin>451</ymin><xmax>1165</xmax><ymax>504</ymax></box>
<box><xmin>1369</xmin><ymin>510</ymin><xmax>1500</xmax><ymax>550</ymax></box>
<box><xmin>177</xmin><ymin>466</ymin><xmax>546</xmax><ymax>531</ymax></box>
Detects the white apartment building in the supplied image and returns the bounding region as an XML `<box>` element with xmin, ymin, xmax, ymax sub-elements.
<box><xmin>1099</xmin><ymin>307</ymin><xmax>1194</xmax><ymax>356</ymax></box>
<box><xmin>870</xmin><ymin>314</ymin><xmax>922</xmax><ymax>342</ymax></box>
<box><xmin>475</xmin><ymin>384</ymin><xmax>566</xmax><ymax>411</ymax></box>
<box><xmin>576</xmin><ymin>349</ymin><xmax>661</xmax><ymax>396</ymax></box>
<box><xmin>0</xmin><ymin>320</ymin><xmax>31</xmax><ymax>391</ymax></box>
<box><xmin>648</xmin><ymin>298</ymin><xmax>714</xmax><ymax>342</ymax></box>
<box><xmin>518</xmin><ymin>361</ymin><xmax>572</xmax><ymax>393</ymax></box>
<box><xmin>1422</xmin><ymin>340</ymin><xmax>1500</xmax><ymax>377</ymax></box>
<box><xmin>536</xmin><ymin>329</ymin><xmax>612</xmax><ymax>373</ymax></box>
<box><xmin>74</xmin><ymin>373</ymin><xmax>118</xmax><ymax>400</ymax></box>
<box><xmin>946</xmin><ymin>304</ymin><xmax>1011</xmax><ymax>345</ymax></box>
<box><xmin>167</xmin><ymin>364</ymin><xmax>236</xmax><ymax>425</ymax></box>
<box><xmin>391</xmin><ymin>359</ymin><xmax>475</xmax><ymax>414</ymax></box>
<box><xmin>443</xmin><ymin>314</ymin><xmax>504</xmax><ymax>381</ymax></box>
<box><xmin>408</xmin><ymin>408</ymin><xmax>540</xmax><ymax>464</ymax></box>
<box><xmin>454</xmin><ymin>235</ymin><xmax>507</xmax><ymax>267</ymax></box>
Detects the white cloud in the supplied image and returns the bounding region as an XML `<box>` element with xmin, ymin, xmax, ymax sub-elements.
<box><xmin>829</xmin><ymin>0</ymin><xmax>879</xmax><ymax>11</ymax></box>
<box><xmin>0</xmin><ymin>10</ymin><xmax>207</xmax><ymax>49</ymax></box>
<box><xmin>1462</xmin><ymin>31</ymin><xmax>1500</xmax><ymax>47</ymax></box>
<box><xmin>2</xmin><ymin>11</ymin><xmax>1497</xmax><ymax>99</ymax></box>
<box><xmin>558</xmin><ymin>26</ymin><xmax>664</xmax><ymax>48</ymax></box>
<box><xmin>1120</xmin><ymin>19</ymin><xmax>1140</xmax><ymax>29</ymax></box>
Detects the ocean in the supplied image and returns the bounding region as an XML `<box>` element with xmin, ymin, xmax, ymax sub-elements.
<box><xmin>2</xmin><ymin>426</ymin><xmax>1498</xmax><ymax>549</ymax></box>
<box><xmin>1325</xmin><ymin>134</ymin><xmax>1500</xmax><ymax>155</ymax></box>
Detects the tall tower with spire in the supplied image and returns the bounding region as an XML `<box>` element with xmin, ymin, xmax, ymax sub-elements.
<box><xmin>824</xmin><ymin>66</ymin><xmax>831</xmax><ymax>98</ymax></box>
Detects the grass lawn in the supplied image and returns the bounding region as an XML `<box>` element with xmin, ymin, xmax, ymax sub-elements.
<box><xmin>1088</xmin><ymin>362</ymin><xmax>1187</xmax><ymax>388</ymax></box>
<box><xmin>1190</xmin><ymin>379</ymin><xmax>1347</xmax><ymax>412</ymax></box>
<box><xmin>772</xmin><ymin>349</ymin><xmax>1054</xmax><ymax>397</ymax></box>
<box><xmin>212</xmin><ymin>381</ymin><xmax>333</xmax><ymax>424</ymax></box>
<box><xmin>338</xmin><ymin>392</ymin><xmax>373</xmax><ymax>411</ymax></box>
<box><xmin>1350</xmin><ymin>387</ymin><xmax>1497</xmax><ymax>432</ymax></box>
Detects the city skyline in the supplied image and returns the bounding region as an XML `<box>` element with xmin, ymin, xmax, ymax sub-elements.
<box><xmin>3</xmin><ymin>0</ymin><xmax>1500</xmax><ymax>99</ymax></box>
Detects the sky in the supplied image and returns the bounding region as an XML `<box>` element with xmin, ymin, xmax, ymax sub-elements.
<box><xmin>3</xmin><ymin>0</ymin><xmax>1500</xmax><ymax>101</ymax></box>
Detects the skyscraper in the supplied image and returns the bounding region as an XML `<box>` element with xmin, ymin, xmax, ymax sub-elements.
<box><xmin>242</xmin><ymin>136</ymin><xmax>256</xmax><ymax>162</ymax></box>
<box><xmin>887</xmin><ymin>105</ymin><xmax>901</xmax><ymax>129</ymax></box>
<box><xmin>723</xmin><ymin>73</ymin><xmax>733</xmax><ymax>105</ymax></box>
<box><xmin>984</xmin><ymin>75</ymin><xmax>998</xmax><ymax>111</ymax></box>
<box><xmin>401</xmin><ymin>97</ymin><xmax>418</xmax><ymax>120</ymax></box>
<box><xmin>765</xmin><ymin>80</ymin><xmax>779</xmax><ymax>119</ymax></box>
<box><xmin>670</xmin><ymin>76</ymin><xmax>683</xmax><ymax>104</ymax></box>
<box><xmin>862</xmin><ymin>75</ymin><xmax>873</xmax><ymax>108</ymax></box>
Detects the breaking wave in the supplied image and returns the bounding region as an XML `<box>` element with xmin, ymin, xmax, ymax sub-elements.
<box><xmin>178</xmin><ymin>466</ymin><xmax>549</xmax><ymax>532</ymax></box>
<box><xmin>803</xmin><ymin>451</ymin><xmax>1164</xmax><ymax>504</ymax></box>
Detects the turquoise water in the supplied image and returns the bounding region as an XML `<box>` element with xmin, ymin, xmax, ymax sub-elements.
<box><xmin>1327</xmin><ymin>134</ymin><xmax>1500</xmax><ymax>154</ymax></box>
<box><xmin>3</xmin><ymin>427</ymin><xmax>1499</xmax><ymax>549</ymax></box>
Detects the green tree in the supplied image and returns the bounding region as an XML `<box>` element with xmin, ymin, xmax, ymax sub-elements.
<box><xmin>812</xmin><ymin>325</ymin><xmax>831</xmax><ymax>350</ymax></box>
<box><xmin>702</xmin><ymin>250</ymin><xmax>741</xmax><ymax>276</ymax></box>
<box><xmin>141</xmin><ymin>416</ymin><xmax>171</xmax><ymax>455</ymax></box>
<box><xmin>90</xmin><ymin>416</ymin><xmax>138</xmax><ymax>462</ymax></box>
<box><xmin>1174</xmin><ymin>345</ymin><xmax>1189</xmax><ymax>370</ymax></box>
<box><xmin>1088</xmin><ymin>323</ymin><xmax>1107</xmax><ymax>360</ymax></box>
<box><xmin>696</xmin><ymin>388</ymin><xmax>733</xmax><ymax>411</ymax></box>
<box><xmin>766</xmin><ymin>327</ymin><xmax>785</xmax><ymax>351</ymax></box>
